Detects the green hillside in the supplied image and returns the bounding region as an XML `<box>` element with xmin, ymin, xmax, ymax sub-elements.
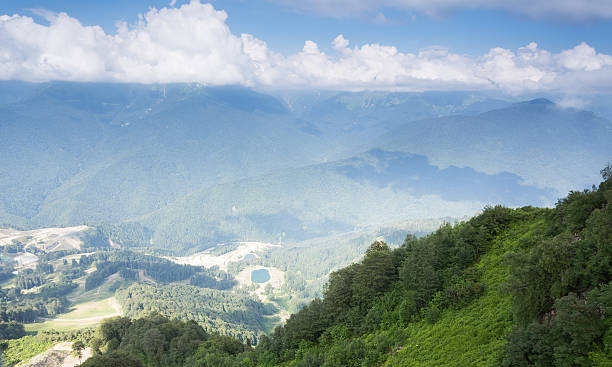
<box><xmin>43</xmin><ymin>165</ymin><xmax>612</xmax><ymax>367</ymax></box>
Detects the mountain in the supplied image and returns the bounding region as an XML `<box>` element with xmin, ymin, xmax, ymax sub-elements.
<box><xmin>0</xmin><ymin>82</ymin><xmax>608</xmax><ymax>255</ymax></box>
<box><xmin>0</xmin><ymin>82</ymin><xmax>331</xmax><ymax>228</ymax></box>
<box><xmin>380</xmin><ymin>98</ymin><xmax>612</xmax><ymax>193</ymax></box>
<box><xmin>145</xmin><ymin>149</ymin><xmax>553</xmax><ymax>251</ymax></box>
<box><xmin>2</xmin><ymin>80</ymin><xmax>611</xmax><ymax>366</ymax></box>
<box><xmin>278</xmin><ymin>90</ymin><xmax>513</xmax><ymax>154</ymax></box>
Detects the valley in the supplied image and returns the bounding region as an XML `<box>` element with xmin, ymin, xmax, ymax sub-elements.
<box><xmin>2</xmin><ymin>83</ymin><xmax>607</xmax><ymax>255</ymax></box>
<box><xmin>1</xmin><ymin>224</ymin><xmax>415</xmax><ymax>353</ymax></box>
<box><xmin>6</xmin><ymin>169</ymin><xmax>608</xmax><ymax>366</ymax></box>
<box><xmin>1</xmin><ymin>1</ymin><xmax>610</xmax><ymax>365</ymax></box>
<box><xmin>0</xmin><ymin>83</ymin><xmax>610</xmax><ymax>367</ymax></box>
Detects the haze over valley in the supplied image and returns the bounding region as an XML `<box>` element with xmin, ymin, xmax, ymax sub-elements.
<box><xmin>2</xmin><ymin>82</ymin><xmax>608</xmax><ymax>252</ymax></box>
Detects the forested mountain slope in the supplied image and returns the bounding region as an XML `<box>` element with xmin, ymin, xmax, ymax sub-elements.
<box><xmin>381</xmin><ymin>99</ymin><xmax>612</xmax><ymax>194</ymax></box>
<box><xmin>2</xmin><ymin>82</ymin><xmax>609</xmax><ymax>255</ymax></box>
<box><xmin>69</xmin><ymin>166</ymin><xmax>612</xmax><ymax>366</ymax></box>
<box><xmin>0</xmin><ymin>82</ymin><xmax>328</xmax><ymax>227</ymax></box>
<box><xmin>144</xmin><ymin>149</ymin><xmax>553</xmax><ymax>252</ymax></box>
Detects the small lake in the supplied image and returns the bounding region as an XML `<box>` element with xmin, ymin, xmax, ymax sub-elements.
<box><xmin>251</xmin><ymin>269</ymin><xmax>271</xmax><ymax>283</ymax></box>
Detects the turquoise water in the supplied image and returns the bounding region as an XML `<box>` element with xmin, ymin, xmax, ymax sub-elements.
<box><xmin>251</xmin><ymin>269</ymin><xmax>271</xmax><ymax>283</ymax></box>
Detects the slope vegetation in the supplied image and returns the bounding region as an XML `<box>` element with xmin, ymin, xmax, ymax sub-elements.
<box><xmin>70</xmin><ymin>166</ymin><xmax>612</xmax><ymax>366</ymax></box>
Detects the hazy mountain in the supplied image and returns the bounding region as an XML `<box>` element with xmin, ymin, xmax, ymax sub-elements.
<box><xmin>278</xmin><ymin>90</ymin><xmax>513</xmax><ymax>154</ymax></box>
<box><xmin>0</xmin><ymin>82</ymin><xmax>605</xmax><ymax>254</ymax></box>
<box><xmin>0</xmin><ymin>82</ymin><xmax>332</xmax><ymax>226</ymax></box>
<box><xmin>380</xmin><ymin>98</ymin><xmax>612</xmax><ymax>194</ymax></box>
<box><xmin>144</xmin><ymin>149</ymin><xmax>553</xmax><ymax>252</ymax></box>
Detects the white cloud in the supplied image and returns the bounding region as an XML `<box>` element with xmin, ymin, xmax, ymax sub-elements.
<box><xmin>272</xmin><ymin>0</ymin><xmax>612</xmax><ymax>22</ymax></box>
<box><xmin>0</xmin><ymin>1</ymin><xmax>257</xmax><ymax>85</ymax></box>
<box><xmin>556</xmin><ymin>42</ymin><xmax>612</xmax><ymax>71</ymax></box>
<box><xmin>332</xmin><ymin>34</ymin><xmax>349</xmax><ymax>50</ymax></box>
<box><xmin>1</xmin><ymin>1</ymin><xmax>612</xmax><ymax>94</ymax></box>
<box><xmin>557</xmin><ymin>95</ymin><xmax>587</xmax><ymax>109</ymax></box>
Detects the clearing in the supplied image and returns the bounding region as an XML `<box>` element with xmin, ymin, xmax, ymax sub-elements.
<box><xmin>0</xmin><ymin>225</ymin><xmax>90</xmax><ymax>253</ymax></box>
<box><xmin>171</xmin><ymin>241</ymin><xmax>280</xmax><ymax>271</ymax></box>
<box><xmin>25</xmin><ymin>297</ymin><xmax>122</xmax><ymax>332</ymax></box>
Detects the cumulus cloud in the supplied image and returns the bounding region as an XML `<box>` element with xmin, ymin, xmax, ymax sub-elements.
<box><xmin>1</xmin><ymin>0</ymin><xmax>612</xmax><ymax>94</ymax></box>
<box><xmin>0</xmin><ymin>1</ymin><xmax>260</xmax><ymax>85</ymax></box>
<box><xmin>272</xmin><ymin>0</ymin><xmax>612</xmax><ymax>22</ymax></box>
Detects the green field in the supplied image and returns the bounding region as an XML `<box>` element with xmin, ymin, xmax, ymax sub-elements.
<box><xmin>25</xmin><ymin>297</ymin><xmax>122</xmax><ymax>332</ymax></box>
<box><xmin>68</xmin><ymin>271</ymin><xmax>131</xmax><ymax>304</ymax></box>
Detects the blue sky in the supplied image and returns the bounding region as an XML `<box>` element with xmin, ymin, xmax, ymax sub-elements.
<box><xmin>2</xmin><ymin>0</ymin><xmax>611</xmax><ymax>55</ymax></box>
<box><xmin>0</xmin><ymin>0</ymin><xmax>611</xmax><ymax>93</ymax></box>
<box><xmin>215</xmin><ymin>1</ymin><xmax>612</xmax><ymax>56</ymax></box>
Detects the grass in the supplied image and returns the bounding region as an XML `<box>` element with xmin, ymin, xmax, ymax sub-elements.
<box><xmin>1</xmin><ymin>335</ymin><xmax>53</xmax><ymax>367</ymax></box>
<box><xmin>25</xmin><ymin>297</ymin><xmax>121</xmax><ymax>332</ymax></box>
<box><xmin>23</xmin><ymin>269</ymin><xmax>128</xmax><ymax>332</ymax></box>
<box><xmin>383</xmin><ymin>216</ymin><xmax>543</xmax><ymax>367</ymax></box>
<box><xmin>68</xmin><ymin>273</ymin><xmax>128</xmax><ymax>304</ymax></box>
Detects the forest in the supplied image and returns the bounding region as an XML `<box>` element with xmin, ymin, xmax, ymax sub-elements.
<box><xmin>116</xmin><ymin>283</ymin><xmax>276</xmax><ymax>343</ymax></box>
<box><xmin>0</xmin><ymin>258</ymin><xmax>74</xmax><ymax>324</ymax></box>
<box><xmin>59</xmin><ymin>166</ymin><xmax>612</xmax><ymax>366</ymax></box>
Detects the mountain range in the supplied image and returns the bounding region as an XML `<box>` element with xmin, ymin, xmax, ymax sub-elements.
<box><xmin>1</xmin><ymin>81</ymin><xmax>610</xmax><ymax>253</ymax></box>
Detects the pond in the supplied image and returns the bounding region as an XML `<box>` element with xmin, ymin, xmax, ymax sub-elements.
<box><xmin>251</xmin><ymin>269</ymin><xmax>271</xmax><ymax>283</ymax></box>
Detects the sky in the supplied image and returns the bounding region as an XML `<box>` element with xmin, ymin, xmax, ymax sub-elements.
<box><xmin>1</xmin><ymin>0</ymin><xmax>611</xmax><ymax>94</ymax></box>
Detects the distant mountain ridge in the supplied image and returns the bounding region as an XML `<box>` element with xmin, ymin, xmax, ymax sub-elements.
<box><xmin>0</xmin><ymin>82</ymin><xmax>331</xmax><ymax>225</ymax></box>
<box><xmin>0</xmin><ymin>81</ymin><xmax>608</xmax><ymax>253</ymax></box>
<box><xmin>142</xmin><ymin>149</ymin><xmax>553</xmax><ymax>251</ymax></box>
<box><xmin>381</xmin><ymin>98</ymin><xmax>612</xmax><ymax>193</ymax></box>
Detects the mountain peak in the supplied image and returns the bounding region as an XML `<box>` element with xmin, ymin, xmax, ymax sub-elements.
<box><xmin>517</xmin><ymin>98</ymin><xmax>554</xmax><ymax>106</ymax></box>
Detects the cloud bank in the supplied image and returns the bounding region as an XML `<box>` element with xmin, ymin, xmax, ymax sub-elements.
<box><xmin>1</xmin><ymin>0</ymin><xmax>612</xmax><ymax>94</ymax></box>
<box><xmin>273</xmin><ymin>0</ymin><xmax>612</xmax><ymax>22</ymax></box>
